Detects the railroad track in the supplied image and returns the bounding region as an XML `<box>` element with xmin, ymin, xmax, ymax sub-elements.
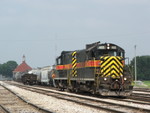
<box><xmin>5</xmin><ymin>81</ymin><xmax>150</xmax><ymax>113</ymax></box>
<box><xmin>0</xmin><ymin>84</ymin><xmax>53</xmax><ymax>113</ymax></box>
<box><xmin>130</xmin><ymin>91</ymin><xmax>150</xmax><ymax>102</ymax></box>
<box><xmin>35</xmin><ymin>84</ymin><xmax>150</xmax><ymax>104</ymax></box>
<box><xmin>14</xmin><ymin>82</ymin><xmax>150</xmax><ymax>103</ymax></box>
<box><xmin>133</xmin><ymin>88</ymin><xmax>150</xmax><ymax>92</ymax></box>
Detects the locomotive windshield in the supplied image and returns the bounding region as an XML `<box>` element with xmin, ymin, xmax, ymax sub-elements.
<box><xmin>93</xmin><ymin>44</ymin><xmax>125</xmax><ymax>58</ymax></box>
<box><xmin>95</xmin><ymin>50</ymin><xmax>124</xmax><ymax>58</ymax></box>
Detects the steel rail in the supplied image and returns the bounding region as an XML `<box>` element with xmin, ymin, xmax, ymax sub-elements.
<box><xmin>9</xmin><ymin>83</ymin><xmax>150</xmax><ymax>113</ymax></box>
<box><xmin>0</xmin><ymin>104</ymin><xmax>10</xmax><ymax>113</ymax></box>
<box><xmin>0</xmin><ymin>84</ymin><xmax>53</xmax><ymax>113</ymax></box>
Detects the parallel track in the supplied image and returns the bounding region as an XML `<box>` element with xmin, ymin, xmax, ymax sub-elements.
<box><xmin>6</xmin><ymin>82</ymin><xmax>150</xmax><ymax>113</ymax></box>
<box><xmin>130</xmin><ymin>93</ymin><xmax>150</xmax><ymax>102</ymax></box>
<box><xmin>133</xmin><ymin>88</ymin><xmax>150</xmax><ymax>92</ymax></box>
<box><xmin>0</xmin><ymin>84</ymin><xmax>53</xmax><ymax>113</ymax></box>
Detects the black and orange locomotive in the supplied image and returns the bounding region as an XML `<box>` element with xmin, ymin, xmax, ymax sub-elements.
<box><xmin>54</xmin><ymin>42</ymin><xmax>133</xmax><ymax>96</ymax></box>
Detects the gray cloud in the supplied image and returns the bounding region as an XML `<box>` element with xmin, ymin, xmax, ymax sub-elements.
<box><xmin>0</xmin><ymin>0</ymin><xmax>150</xmax><ymax>67</ymax></box>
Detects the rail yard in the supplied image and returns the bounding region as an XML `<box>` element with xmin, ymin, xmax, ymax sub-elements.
<box><xmin>1</xmin><ymin>0</ymin><xmax>150</xmax><ymax>112</ymax></box>
<box><xmin>0</xmin><ymin>42</ymin><xmax>150</xmax><ymax>113</ymax></box>
<box><xmin>0</xmin><ymin>81</ymin><xmax>150</xmax><ymax>113</ymax></box>
<box><xmin>0</xmin><ymin>82</ymin><xmax>51</xmax><ymax>113</ymax></box>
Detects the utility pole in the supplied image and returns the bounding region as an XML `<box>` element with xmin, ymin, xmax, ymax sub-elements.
<box><xmin>134</xmin><ymin>45</ymin><xmax>137</xmax><ymax>83</ymax></box>
<box><xmin>54</xmin><ymin>33</ymin><xmax>58</xmax><ymax>65</ymax></box>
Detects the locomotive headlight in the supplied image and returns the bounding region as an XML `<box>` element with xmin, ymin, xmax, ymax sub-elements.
<box><xmin>124</xmin><ymin>77</ymin><xmax>127</xmax><ymax>81</ymax></box>
<box><xmin>107</xmin><ymin>46</ymin><xmax>110</xmax><ymax>49</ymax></box>
<box><xmin>104</xmin><ymin>77</ymin><xmax>107</xmax><ymax>81</ymax></box>
<box><xmin>107</xmin><ymin>43</ymin><xmax>110</xmax><ymax>49</ymax></box>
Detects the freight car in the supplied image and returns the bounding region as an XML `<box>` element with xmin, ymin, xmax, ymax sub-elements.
<box><xmin>39</xmin><ymin>66</ymin><xmax>52</xmax><ymax>85</ymax></box>
<box><xmin>53</xmin><ymin>41</ymin><xmax>133</xmax><ymax>96</ymax></box>
<box><xmin>21</xmin><ymin>66</ymin><xmax>54</xmax><ymax>86</ymax></box>
<box><xmin>21</xmin><ymin>73</ymin><xmax>37</xmax><ymax>85</ymax></box>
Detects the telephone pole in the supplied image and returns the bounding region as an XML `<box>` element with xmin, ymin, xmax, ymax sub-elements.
<box><xmin>134</xmin><ymin>45</ymin><xmax>137</xmax><ymax>83</ymax></box>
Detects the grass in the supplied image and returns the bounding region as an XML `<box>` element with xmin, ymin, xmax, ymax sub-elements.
<box><xmin>134</xmin><ymin>80</ymin><xmax>150</xmax><ymax>88</ymax></box>
<box><xmin>143</xmin><ymin>81</ymin><xmax>150</xmax><ymax>88</ymax></box>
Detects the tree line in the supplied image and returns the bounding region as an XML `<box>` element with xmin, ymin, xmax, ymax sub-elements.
<box><xmin>130</xmin><ymin>55</ymin><xmax>150</xmax><ymax>80</ymax></box>
<box><xmin>0</xmin><ymin>61</ymin><xmax>18</xmax><ymax>78</ymax></box>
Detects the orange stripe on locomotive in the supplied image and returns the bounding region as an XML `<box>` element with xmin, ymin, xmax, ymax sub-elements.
<box><xmin>56</xmin><ymin>60</ymin><xmax>100</xmax><ymax>70</ymax></box>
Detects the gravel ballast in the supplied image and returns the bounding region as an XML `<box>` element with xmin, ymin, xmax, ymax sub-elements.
<box><xmin>0</xmin><ymin>81</ymin><xmax>105</xmax><ymax>113</ymax></box>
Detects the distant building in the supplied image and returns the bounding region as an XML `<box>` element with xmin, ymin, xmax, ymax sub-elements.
<box><xmin>13</xmin><ymin>55</ymin><xmax>32</xmax><ymax>81</ymax></box>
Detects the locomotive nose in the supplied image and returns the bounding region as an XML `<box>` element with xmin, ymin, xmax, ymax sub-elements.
<box><xmin>100</xmin><ymin>56</ymin><xmax>123</xmax><ymax>79</ymax></box>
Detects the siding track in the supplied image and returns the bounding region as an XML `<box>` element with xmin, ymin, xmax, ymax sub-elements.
<box><xmin>4</xmin><ymin>81</ymin><xmax>150</xmax><ymax>113</ymax></box>
<box><xmin>0</xmin><ymin>84</ymin><xmax>53</xmax><ymax>113</ymax></box>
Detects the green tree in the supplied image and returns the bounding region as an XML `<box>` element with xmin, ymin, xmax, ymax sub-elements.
<box><xmin>0</xmin><ymin>61</ymin><xmax>18</xmax><ymax>77</ymax></box>
<box><xmin>0</xmin><ymin>64</ymin><xmax>2</xmax><ymax>75</ymax></box>
<box><xmin>130</xmin><ymin>55</ymin><xmax>150</xmax><ymax>80</ymax></box>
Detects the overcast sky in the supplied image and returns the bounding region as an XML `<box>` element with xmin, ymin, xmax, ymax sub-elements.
<box><xmin>0</xmin><ymin>0</ymin><xmax>150</xmax><ymax>68</ymax></box>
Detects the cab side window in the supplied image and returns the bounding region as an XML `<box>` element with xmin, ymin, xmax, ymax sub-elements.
<box><xmin>57</xmin><ymin>57</ymin><xmax>62</xmax><ymax>65</ymax></box>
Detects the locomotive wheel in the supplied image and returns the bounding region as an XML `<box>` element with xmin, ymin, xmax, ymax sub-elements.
<box><xmin>91</xmin><ymin>90</ymin><xmax>96</xmax><ymax>95</ymax></box>
<box><xmin>67</xmin><ymin>88</ymin><xmax>73</xmax><ymax>92</ymax></box>
<box><xmin>75</xmin><ymin>88</ymin><xmax>80</xmax><ymax>93</ymax></box>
